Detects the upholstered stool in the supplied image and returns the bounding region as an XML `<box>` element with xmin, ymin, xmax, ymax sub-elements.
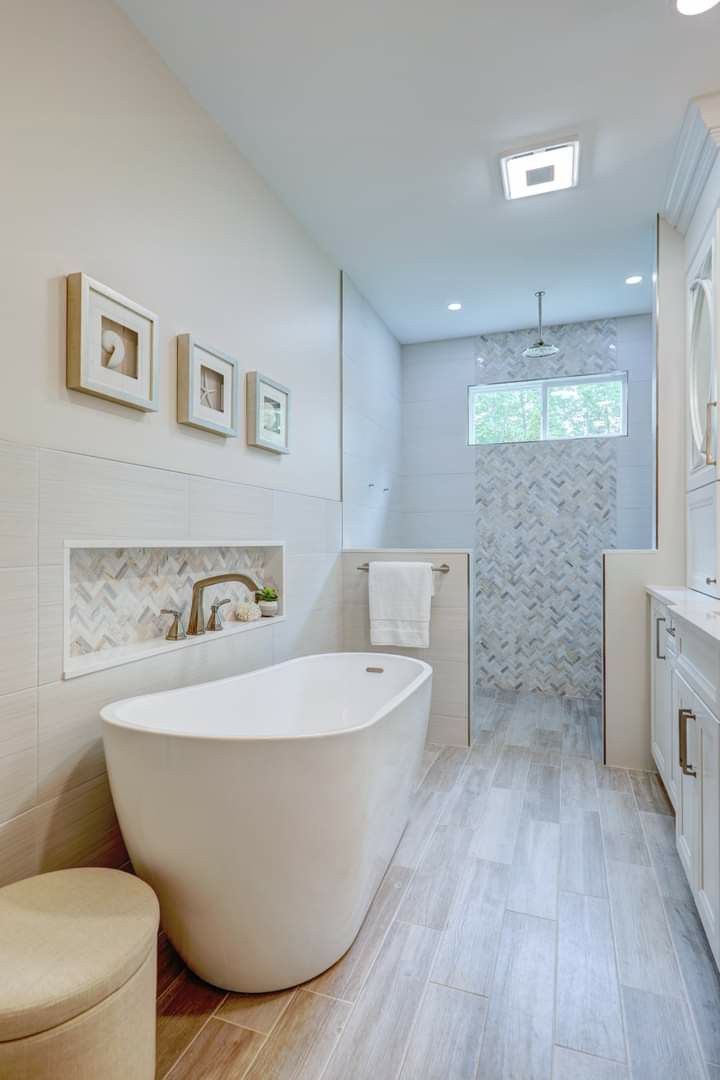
<box><xmin>0</xmin><ymin>867</ymin><xmax>159</xmax><ymax>1080</ymax></box>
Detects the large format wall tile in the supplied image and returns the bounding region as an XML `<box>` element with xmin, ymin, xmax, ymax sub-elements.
<box><xmin>0</xmin><ymin>568</ymin><xmax>37</xmax><ymax>695</ymax></box>
<box><xmin>39</xmin><ymin>451</ymin><xmax>189</xmax><ymax>563</ymax></box>
<box><xmin>0</xmin><ymin>689</ymin><xmax>37</xmax><ymax>824</ymax></box>
<box><xmin>187</xmin><ymin>476</ymin><xmax>273</xmax><ymax>540</ymax></box>
<box><xmin>0</xmin><ymin>443</ymin><xmax>37</xmax><ymax>568</ymax></box>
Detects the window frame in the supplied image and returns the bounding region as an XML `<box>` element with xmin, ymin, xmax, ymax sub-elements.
<box><xmin>467</xmin><ymin>369</ymin><xmax>628</xmax><ymax>447</ymax></box>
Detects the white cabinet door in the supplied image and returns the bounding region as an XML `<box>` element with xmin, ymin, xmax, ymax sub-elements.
<box><xmin>650</xmin><ymin>599</ymin><xmax>673</xmax><ymax>803</ymax></box>
<box><xmin>698</xmin><ymin>706</ymin><xmax>720</xmax><ymax>964</ymax></box>
<box><xmin>673</xmin><ymin>670</ymin><xmax>700</xmax><ymax>888</ymax></box>
<box><xmin>687</xmin><ymin>483</ymin><xmax>720</xmax><ymax>598</ymax></box>
<box><xmin>687</xmin><ymin>215</ymin><xmax>718</xmax><ymax>491</ymax></box>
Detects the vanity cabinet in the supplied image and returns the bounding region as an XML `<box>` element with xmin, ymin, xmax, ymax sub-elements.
<box><xmin>687</xmin><ymin>483</ymin><xmax>720</xmax><ymax>599</ymax></box>
<box><xmin>649</xmin><ymin>591</ymin><xmax>720</xmax><ymax>967</ymax></box>
<box><xmin>687</xmin><ymin>212</ymin><xmax>718</xmax><ymax>494</ymax></box>
<box><xmin>650</xmin><ymin>597</ymin><xmax>674</xmax><ymax>801</ymax></box>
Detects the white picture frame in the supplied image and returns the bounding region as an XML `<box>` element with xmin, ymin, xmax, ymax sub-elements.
<box><xmin>246</xmin><ymin>371</ymin><xmax>290</xmax><ymax>454</ymax></box>
<box><xmin>177</xmin><ymin>335</ymin><xmax>240</xmax><ymax>437</ymax></box>
<box><xmin>66</xmin><ymin>273</ymin><xmax>159</xmax><ymax>412</ymax></box>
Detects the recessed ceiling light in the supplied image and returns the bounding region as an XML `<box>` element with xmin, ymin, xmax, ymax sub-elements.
<box><xmin>500</xmin><ymin>140</ymin><xmax>579</xmax><ymax>200</ymax></box>
<box><xmin>677</xmin><ymin>0</ymin><xmax>719</xmax><ymax>14</ymax></box>
<box><xmin>625</xmin><ymin>275</ymin><xmax>643</xmax><ymax>285</ymax></box>
<box><xmin>447</xmin><ymin>302</ymin><xmax>462</xmax><ymax>311</ymax></box>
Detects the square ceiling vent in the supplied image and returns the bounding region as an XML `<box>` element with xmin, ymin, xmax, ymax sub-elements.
<box><xmin>500</xmin><ymin>140</ymin><xmax>579</xmax><ymax>200</ymax></box>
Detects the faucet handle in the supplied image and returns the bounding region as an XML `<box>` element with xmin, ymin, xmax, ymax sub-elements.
<box><xmin>207</xmin><ymin>597</ymin><xmax>231</xmax><ymax>632</ymax></box>
<box><xmin>160</xmin><ymin>609</ymin><xmax>186</xmax><ymax>641</ymax></box>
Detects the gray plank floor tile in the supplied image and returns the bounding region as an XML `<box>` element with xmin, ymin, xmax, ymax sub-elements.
<box><xmin>507</xmin><ymin>817</ymin><xmax>560</xmax><ymax>920</ymax></box>
<box><xmin>479</xmin><ymin>910</ymin><xmax>556</xmax><ymax>1080</ymax></box>
<box><xmin>392</xmin><ymin>786</ymin><xmax>447</xmax><ymax>870</ymax></box>
<box><xmin>606</xmin><ymin>860</ymin><xmax>681</xmax><ymax>998</ymax></box>
<box><xmin>398</xmin><ymin>982</ymin><xmax>487</xmax><ymax>1079</ymax></box>
<box><xmin>492</xmin><ymin>746</ymin><xmax>532</xmax><ymax>789</ymax></box>
<box><xmin>470</xmin><ymin>786</ymin><xmax>524</xmax><ymax>864</ymax></box>
<box><xmin>307</xmin><ymin>865</ymin><xmax>412</xmax><ymax>1002</ymax></box>
<box><xmin>622</xmin><ymin>986</ymin><xmax>706</xmax><ymax>1080</ymax></box>
<box><xmin>560</xmin><ymin>810</ymin><xmax>608</xmax><ymax>898</ymax></box>
<box><xmin>553</xmin><ymin>1046</ymin><xmax>628</xmax><ymax>1080</ymax></box>
<box><xmin>595</xmin><ymin>764</ymin><xmax>632</xmax><ymax>792</ymax></box>
<box><xmin>322</xmin><ymin>920</ymin><xmax>441</xmax><ymax>1080</ymax></box>
<box><xmin>556</xmin><ymin>892</ymin><xmax>625</xmax><ymax>1063</ymax></box>
<box><xmin>398</xmin><ymin>825</ymin><xmax>473</xmax><ymax>929</ymax></box>
<box><xmin>664</xmin><ymin>896</ymin><xmax>720</xmax><ymax>1065</ymax></box>
<box><xmin>421</xmin><ymin>747</ymin><xmax>469</xmax><ymax>792</ymax></box>
<box><xmin>561</xmin><ymin>755</ymin><xmax>599</xmax><ymax>817</ymax></box>
<box><xmin>563</xmin><ymin>719</ymin><xmax>591</xmax><ymax>757</ymax></box>
<box><xmin>598</xmin><ymin>790</ymin><xmax>644</xmax><ymax>840</ymax></box>
<box><xmin>650</xmin><ymin>845</ymin><xmax>694</xmax><ymax>901</ymax></box>
<box><xmin>629</xmin><ymin>770</ymin><xmax>673</xmax><ymax>815</ymax></box>
<box><xmin>640</xmin><ymin>810</ymin><xmax>675</xmax><ymax>851</ymax></box>
<box><xmin>442</xmin><ymin>781</ymin><xmax>491</xmax><ymax>830</ymax></box>
<box><xmin>431</xmin><ymin>859</ymin><xmax>509</xmax><ymax>997</ymax></box>
<box><xmin>602</xmin><ymin>831</ymin><xmax>651</xmax><ymax>866</ymax></box>
<box><xmin>524</xmin><ymin>761</ymin><xmax>561</xmax><ymax>823</ymax></box>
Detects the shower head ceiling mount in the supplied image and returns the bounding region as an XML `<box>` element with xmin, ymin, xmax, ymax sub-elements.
<box><xmin>523</xmin><ymin>290</ymin><xmax>560</xmax><ymax>358</ymax></box>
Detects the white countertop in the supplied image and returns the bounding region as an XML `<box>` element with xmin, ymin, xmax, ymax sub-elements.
<box><xmin>647</xmin><ymin>585</ymin><xmax>720</xmax><ymax>645</ymax></box>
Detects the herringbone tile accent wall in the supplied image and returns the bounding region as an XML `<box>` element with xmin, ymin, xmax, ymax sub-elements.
<box><xmin>474</xmin><ymin>319</ymin><xmax>619</xmax><ymax>698</ymax></box>
<box><xmin>69</xmin><ymin>546</ymin><xmax>276</xmax><ymax>656</ymax></box>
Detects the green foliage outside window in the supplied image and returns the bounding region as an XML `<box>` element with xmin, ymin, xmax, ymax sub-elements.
<box><xmin>470</xmin><ymin>374</ymin><xmax>626</xmax><ymax>446</ymax></box>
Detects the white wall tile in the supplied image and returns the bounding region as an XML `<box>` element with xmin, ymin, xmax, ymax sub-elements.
<box><xmin>0</xmin><ymin>443</ymin><xmax>37</xmax><ymax>568</ymax></box>
<box><xmin>0</xmin><ymin>568</ymin><xmax>36</xmax><ymax>695</ymax></box>
<box><xmin>0</xmin><ymin>689</ymin><xmax>37</xmax><ymax>825</ymax></box>
<box><xmin>394</xmin><ymin>474</ymin><xmax>475</xmax><ymax>514</ymax></box>
<box><xmin>39</xmin><ymin>451</ymin><xmax>189</xmax><ymax>564</ymax></box>
<box><xmin>273</xmin><ymin>490</ymin><xmax>341</xmax><ymax>555</ymax></box>
<box><xmin>272</xmin><ymin>606</ymin><xmax>342</xmax><ymax>663</ymax></box>
<box><xmin>188</xmin><ymin>477</ymin><xmax>273</xmax><ymax>540</ymax></box>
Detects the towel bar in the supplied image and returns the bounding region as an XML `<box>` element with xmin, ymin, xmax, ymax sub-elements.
<box><xmin>357</xmin><ymin>562</ymin><xmax>450</xmax><ymax>574</ymax></box>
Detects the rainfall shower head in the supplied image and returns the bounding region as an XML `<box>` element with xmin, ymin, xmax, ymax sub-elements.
<box><xmin>523</xmin><ymin>291</ymin><xmax>559</xmax><ymax>358</ymax></box>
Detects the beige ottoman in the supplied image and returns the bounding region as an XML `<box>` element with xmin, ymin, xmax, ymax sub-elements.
<box><xmin>0</xmin><ymin>868</ymin><xmax>160</xmax><ymax>1080</ymax></box>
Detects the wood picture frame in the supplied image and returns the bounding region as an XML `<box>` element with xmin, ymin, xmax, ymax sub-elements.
<box><xmin>177</xmin><ymin>335</ymin><xmax>240</xmax><ymax>437</ymax></box>
<box><xmin>66</xmin><ymin>273</ymin><xmax>159</xmax><ymax>412</ymax></box>
<box><xmin>246</xmin><ymin>371</ymin><xmax>290</xmax><ymax>454</ymax></box>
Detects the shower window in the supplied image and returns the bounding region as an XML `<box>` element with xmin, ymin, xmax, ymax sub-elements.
<box><xmin>468</xmin><ymin>370</ymin><xmax>627</xmax><ymax>446</ymax></box>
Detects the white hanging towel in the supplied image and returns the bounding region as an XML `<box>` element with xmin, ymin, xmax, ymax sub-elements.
<box><xmin>368</xmin><ymin>561</ymin><xmax>434</xmax><ymax>648</ymax></box>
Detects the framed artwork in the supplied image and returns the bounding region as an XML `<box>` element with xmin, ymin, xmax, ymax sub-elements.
<box><xmin>246</xmin><ymin>372</ymin><xmax>290</xmax><ymax>454</ymax></box>
<box><xmin>66</xmin><ymin>273</ymin><xmax>159</xmax><ymax>411</ymax></box>
<box><xmin>177</xmin><ymin>335</ymin><xmax>240</xmax><ymax>437</ymax></box>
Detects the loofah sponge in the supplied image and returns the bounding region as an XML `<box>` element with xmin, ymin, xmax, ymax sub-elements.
<box><xmin>235</xmin><ymin>601</ymin><xmax>262</xmax><ymax>622</ymax></box>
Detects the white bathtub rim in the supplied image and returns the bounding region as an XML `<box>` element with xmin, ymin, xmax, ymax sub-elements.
<box><xmin>100</xmin><ymin>651</ymin><xmax>432</xmax><ymax>743</ymax></box>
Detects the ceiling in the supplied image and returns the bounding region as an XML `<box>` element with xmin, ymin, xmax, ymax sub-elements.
<box><xmin>117</xmin><ymin>0</ymin><xmax>720</xmax><ymax>343</ymax></box>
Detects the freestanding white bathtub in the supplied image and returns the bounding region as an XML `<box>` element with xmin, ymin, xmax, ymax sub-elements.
<box><xmin>101</xmin><ymin>652</ymin><xmax>431</xmax><ymax>992</ymax></box>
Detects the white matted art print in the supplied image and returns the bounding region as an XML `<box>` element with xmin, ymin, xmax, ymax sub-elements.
<box><xmin>66</xmin><ymin>273</ymin><xmax>159</xmax><ymax>411</ymax></box>
<box><xmin>246</xmin><ymin>372</ymin><xmax>290</xmax><ymax>454</ymax></box>
<box><xmin>177</xmin><ymin>335</ymin><xmax>240</xmax><ymax>437</ymax></box>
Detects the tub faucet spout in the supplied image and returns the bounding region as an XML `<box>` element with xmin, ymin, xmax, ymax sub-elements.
<box><xmin>187</xmin><ymin>572</ymin><xmax>260</xmax><ymax>635</ymax></box>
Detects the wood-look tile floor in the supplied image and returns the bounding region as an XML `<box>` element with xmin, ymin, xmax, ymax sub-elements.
<box><xmin>155</xmin><ymin>688</ymin><xmax>720</xmax><ymax>1079</ymax></box>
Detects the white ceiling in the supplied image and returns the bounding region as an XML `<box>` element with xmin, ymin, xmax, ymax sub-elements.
<box><xmin>117</xmin><ymin>0</ymin><xmax>720</xmax><ymax>343</ymax></box>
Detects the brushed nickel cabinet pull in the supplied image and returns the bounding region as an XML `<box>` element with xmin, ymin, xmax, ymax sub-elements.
<box><xmin>679</xmin><ymin>708</ymin><xmax>697</xmax><ymax>777</ymax></box>
<box><xmin>655</xmin><ymin>616</ymin><xmax>666</xmax><ymax>660</ymax></box>
<box><xmin>707</xmin><ymin>577</ymin><xmax>718</xmax><ymax>585</ymax></box>
<box><xmin>706</xmin><ymin>400</ymin><xmax>717</xmax><ymax>466</ymax></box>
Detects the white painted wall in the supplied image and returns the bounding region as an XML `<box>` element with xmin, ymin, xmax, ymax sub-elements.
<box><xmin>0</xmin><ymin>0</ymin><xmax>340</xmax><ymax>500</ymax></box>
<box><xmin>0</xmin><ymin>0</ymin><xmax>342</xmax><ymax>886</ymax></box>
<box><xmin>341</xmin><ymin>275</ymin><xmax>403</xmax><ymax>547</ymax></box>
